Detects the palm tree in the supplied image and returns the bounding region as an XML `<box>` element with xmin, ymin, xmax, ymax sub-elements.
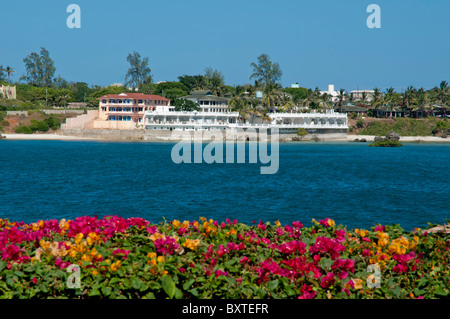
<box><xmin>336</xmin><ymin>89</ymin><xmax>347</xmax><ymax>113</ymax></box>
<box><xmin>242</xmin><ymin>100</ymin><xmax>264</xmax><ymax>124</ymax></box>
<box><xmin>5</xmin><ymin>66</ymin><xmax>15</xmax><ymax>84</ymax></box>
<box><xmin>384</xmin><ymin>87</ymin><xmax>395</xmax><ymax>117</ymax></box>
<box><xmin>371</xmin><ymin>88</ymin><xmax>383</xmax><ymax>117</ymax></box>
<box><xmin>434</xmin><ymin>80</ymin><xmax>448</xmax><ymax>107</ymax></box>
<box><xmin>414</xmin><ymin>87</ymin><xmax>427</xmax><ymax>118</ymax></box>
<box><xmin>229</xmin><ymin>95</ymin><xmax>249</xmax><ymax>123</ymax></box>
<box><xmin>358</xmin><ymin>91</ymin><xmax>368</xmax><ymax>108</ymax></box>
<box><xmin>262</xmin><ymin>83</ymin><xmax>281</xmax><ymax>112</ymax></box>
<box><xmin>301</xmin><ymin>89</ymin><xmax>314</xmax><ymax>109</ymax></box>
<box><xmin>320</xmin><ymin>93</ymin><xmax>331</xmax><ymax>109</ymax></box>
<box><xmin>402</xmin><ymin>86</ymin><xmax>416</xmax><ymax>113</ymax></box>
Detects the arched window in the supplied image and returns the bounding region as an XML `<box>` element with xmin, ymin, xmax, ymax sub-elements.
<box><xmin>102</xmin><ymin>99</ymin><xmax>107</xmax><ymax>103</ymax></box>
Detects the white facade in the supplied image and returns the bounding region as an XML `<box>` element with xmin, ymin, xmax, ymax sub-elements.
<box><xmin>320</xmin><ymin>84</ymin><xmax>340</xmax><ymax>102</ymax></box>
<box><xmin>144</xmin><ymin>108</ymin><xmax>347</xmax><ymax>132</ymax></box>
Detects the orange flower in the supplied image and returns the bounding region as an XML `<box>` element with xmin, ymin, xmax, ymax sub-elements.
<box><xmin>183</xmin><ymin>239</ymin><xmax>201</xmax><ymax>250</ymax></box>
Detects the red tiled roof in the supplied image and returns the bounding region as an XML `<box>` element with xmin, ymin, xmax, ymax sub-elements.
<box><xmin>97</xmin><ymin>93</ymin><xmax>169</xmax><ymax>100</ymax></box>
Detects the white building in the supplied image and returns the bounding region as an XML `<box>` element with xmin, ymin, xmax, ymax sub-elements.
<box><xmin>144</xmin><ymin>107</ymin><xmax>347</xmax><ymax>133</ymax></box>
<box><xmin>320</xmin><ymin>84</ymin><xmax>340</xmax><ymax>102</ymax></box>
<box><xmin>349</xmin><ymin>90</ymin><xmax>375</xmax><ymax>101</ymax></box>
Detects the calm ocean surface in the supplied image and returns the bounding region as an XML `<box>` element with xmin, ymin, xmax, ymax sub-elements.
<box><xmin>0</xmin><ymin>140</ymin><xmax>448</xmax><ymax>231</ymax></box>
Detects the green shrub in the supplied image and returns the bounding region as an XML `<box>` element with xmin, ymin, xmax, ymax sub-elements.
<box><xmin>297</xmin><ymin>128</ymin><xmax>308</xmax><ymax>136</ymax></box>
<box><xmin>29</xmin><ymin>120</ymin><xmax>49</xmax><ymax>132</ymax></box>
<box><xmin>15</xmin><ymin>126</ymin><xmax>33</xmax><ymax>134</ymax></box>
<box><xmin>369</xmin><ymin>139</ymin><xmax>403</xmax><ymax>147</ymax></box>
<box><xmin>44</xmin><ymin>116</ymin><xmax>61</xmax><ymax>130</ymax></box>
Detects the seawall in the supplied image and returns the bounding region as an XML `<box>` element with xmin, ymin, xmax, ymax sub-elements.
<box><xmin>60</xmin><ymin>128</ymin><xmax>348</xmax><ymax>142</ymax></box>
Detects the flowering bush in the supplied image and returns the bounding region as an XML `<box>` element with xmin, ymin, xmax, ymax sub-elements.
<box><xmin>0</xmin><ymin>215</ymin><xmax>448</xmax><ymax>299</ymax></box>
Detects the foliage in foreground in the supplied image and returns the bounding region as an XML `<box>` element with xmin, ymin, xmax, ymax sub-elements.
<box><xmin>0</xmin><ymin>216</ymin><xmax>449</xmax><ymax>299</ymax></box>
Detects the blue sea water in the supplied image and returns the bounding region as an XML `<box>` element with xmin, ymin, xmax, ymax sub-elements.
<box><xmin>0</xmin><ymin>140</ymin><xmax>448</xmax><ymax>231</ymax></box>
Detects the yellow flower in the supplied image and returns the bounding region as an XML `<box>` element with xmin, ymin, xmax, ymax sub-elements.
<box><xmin>199</xmin><ymin>217</ymin><xmax>207</xmax><ymax>222</ymax></box>
<box><xmin>149</xmin><ymin>232</ymin><xmax>165</xmax><ymax>242</ymax></box>
<box><xmin>157</xmin><ymin>256</ymin><xmax>165</xmax><ymax>263</ymax></box>
<box><xmin>40</xmin><ymin>240</ymin><xmax>51</xmax><ymax>250</ymax></box>
<box><xmin>59</xmin><ymin>218</ymin><xmax>70</xmax><ymax>231</ymax></box>
<box><xmin>183</xmin><ymin>239</ymin><xmax>201</xmax><ymax>250</ymax></box>
<box><xmin>92</xmin><ymin>270</ymin><xmax>99</xmax><ymax>276</ymax></box>
<box><xmin>181</xmin><ymin>220</ymin><xmax>190</xmax><ymax>229</ymax></box>
<box><xmin>274</xmin><ymin>220</ymin><xmax>281</xmax><ymax>227</ymax></box>
<box><xmin>352</xmin><ymin>278</ymin><xmax>364</xmax><ymax>290</ymax></box>
<box><xmin>360</xmin><ymin>230</ymin><xmax>368</xmax><ymax>237</ymax></box>
<box><xmin>110</xmin><ymin>260</ymin><xmax>121</xmax><ymax>272</ymax></box>
<box><xmin>226</xmin><ymin>228</ymin><xmax>237</xmax><ymax>236</ymax></box>
<box><xmin>327</xmin><ymin>219</ymin><xmax>335</xmax><ymax>227</ymax></box>
<box><xmin>172</xmin><ymin>220</ymin><xmax>181</xmax><ymax>228</ymax></box>
<box><xmin>74</xmin><ymin>233</ymin><xmax>84</xmax><ymax>245</ymax></box>
<box><xmin>147</xmin><ymin>252</ymin><xmax>157</xmax><ymax>259</ymax></box>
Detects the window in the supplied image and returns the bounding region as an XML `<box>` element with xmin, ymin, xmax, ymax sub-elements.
<box><xmin>109</xmin><ymin>116</ymin><xmax>116</xmax><ymax>121</ymax></box>
<box><xmin>102</xmin><ymin>99</ymin><xmax>107</xmax><ymax>103</ymax></box>
<box><xmin>102</xmin><ymin>107</ymin><xmax>106</xmax><ymax>111</ymax></box>
<box><xmin>138</xmin><ymin>100</ymin><xmax>143</xmax><ymax>104</ymax></box>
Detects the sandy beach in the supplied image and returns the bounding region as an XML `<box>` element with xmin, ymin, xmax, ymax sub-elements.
<box><xmin>346</xmin><ymin>135</ymin><xmax>450</xmax><ymax>143</ymax></box>
<box><xmin>1</xmin><ymin>133</ymin><xmax>449</xmax><ymax>143</ymax></box>
<box><xmin>1</xmin><ymin>133</ymin><xmax>101</xmax><ymax>141</ymax></box>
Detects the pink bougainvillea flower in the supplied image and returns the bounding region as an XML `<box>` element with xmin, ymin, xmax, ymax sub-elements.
<box><xmin>298</xmin><ymin>284</ymin><xmax>317</xmax><ymax>299</ymax></box>
<box><xmin>320</xmin><ymin>272</ymin><xmax>336</xmax><ymax>288</ymax></box>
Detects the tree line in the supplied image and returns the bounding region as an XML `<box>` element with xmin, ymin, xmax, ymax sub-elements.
<box><xmin>1</xmin><ymin>47</ymin><xmax>448</xmax><ymax>119</ymax></box>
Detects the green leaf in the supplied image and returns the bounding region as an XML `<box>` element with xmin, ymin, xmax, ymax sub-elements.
<box><xmin>131</xmin><ymin>278</ymin><xmax>143</xmax><ymax>290</ymax></box>
<box><xmin>434</xmin><ymin>286</ymin><xmax>448</xmax><ymax>297</ymax></box>
<box><xmin>174</xmin><ymin>287</ymin><xmax>183</xmax><ymax>299</ymax></box>
<box><xmin>161</xmin><ymin>275</ymin><xmax>176</xmax><ymax>299</ymax></box>
<box><xmin>89</xmin><ymin>288</ymin><xmax>101</xmax><ymax>297</ymax></box>
<box><xmin>319</xmin><ymin>257</ymin><xmax>334</xmax><ymax>270</ymax></box>
<box><xmin>101</xmin><ymin>286</ymin><xmax>112</xmax><ymax>296</ymax></box>
<box><xmin>189</xmin><ymin>288</ymin><xmax>199</xmax><ymax>297</ymax></box>
<box><xmin>266</xmin><ymin>279</ymin><xmax>279</xmax><ymax>291</ymax></box>
<box><xmin>0</xmin><ymin>261</ymin><xmax>5</xmax><ymax>273</ymax></box>
<box><xmin>183</xmin><ymin>279</ymin><xmax>195</xmax><ymax>291</ymax></box>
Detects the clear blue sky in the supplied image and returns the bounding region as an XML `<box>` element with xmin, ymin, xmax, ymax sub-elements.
<box><xmin>1</xmin><ymin>0</ymin><xmax>449</xmax><ymax>91</ymax></box>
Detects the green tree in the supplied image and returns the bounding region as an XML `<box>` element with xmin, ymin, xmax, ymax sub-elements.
<box><xmin>204</xmin><ymin>67</ymin><xmax>225</xmax><ymax>96</ymax></box>
<box><xmin>336</xmin><ymin>88</ymin><xmax>347</xmax><ymax>112</ymax></box>
<box><xmin>250</xmin><ymin>54</ymin><xmax>282</xmax><ymax>87</ymax></box>
<box><xmin>434</xmin><ymin>80</ymin><xmax>448</xmax><ymax>107</ymax></box>
<box><xmin>172</xmin><ymin>98</ymin><xmax>200</xmax><ymax>111</ymax></box>
<box><xmin>371</xmin><ymin>88</ymin><xmax>383</xmax><ymax>117</ymax></box>
<box><xmin>0</xmin><ymin>65</ymin><xmax>5</xmax><ymax>82</ymax></box>
<box><xmin>124</xmin><ymin>51</ymin><xmax>153</xmax><ymax>90</ymax></box>
<box><xmin>22</xmin><ymin>47</ymin><xmax>55</xmax><ymax>87</ymax></box>
<box><xmin>4</xmin><ymin>66</ymin><xmax>15</xmax><ymax>84</ymax></box>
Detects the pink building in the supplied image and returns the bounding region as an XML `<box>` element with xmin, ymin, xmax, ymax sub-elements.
<box><xmin>98</xmin><ymin>92</ymin><xmax>170</xmax><ymax>125</ymax></box>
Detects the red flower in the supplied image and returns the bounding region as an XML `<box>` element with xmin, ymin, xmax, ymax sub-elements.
<box><xmin>298</xmin><ymin>285</ymin><xmax>317</xmax><ymax>299</ymax></box>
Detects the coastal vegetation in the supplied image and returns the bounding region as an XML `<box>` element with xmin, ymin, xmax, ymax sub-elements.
<box><xmin>369</xmin><ymin>139</ymin><xmax>403</xmax><ymax>147</ymax></box>
<box><xmin>1</xmin><ymin>48</ymin><xmax>449</xmax><ymax>136</ymax></box>
<box><xmin>356</xmin><ymin>117</ymin><xmax>450</xmax><ymax>137</ymax></box>
<box><xmin>0</xmin><ymin>215</ymin><xmax>448</xmax><ymax>299</ymax></box>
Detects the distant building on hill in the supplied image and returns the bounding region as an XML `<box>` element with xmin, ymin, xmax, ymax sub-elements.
<box><xmin>0</xmin><ymin>85</ymin><xmax>16</xmax><ymax>99</ymax></box>
<box><xmin>349</xmin><ymin>89</ymin><xmax>375</xmax><ymax>101</ymax></box>
<box><xmin>320</xmin><ymin>84</ymin><xmax>339</xmax><ymax>102</ymax></box>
